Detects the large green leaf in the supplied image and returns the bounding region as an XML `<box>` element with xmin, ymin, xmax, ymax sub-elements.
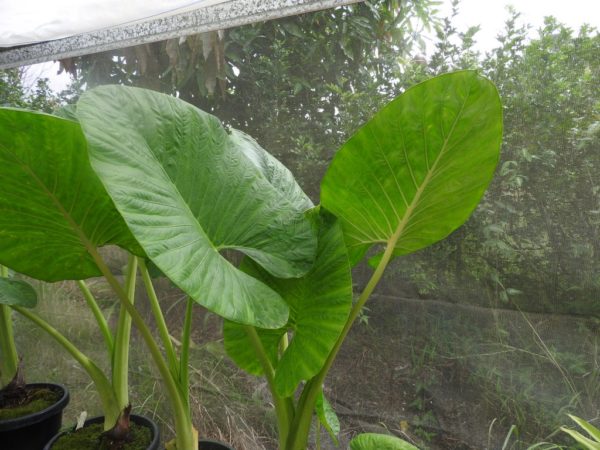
<box><xmin>0</xmin><ymin>109</ymin><xmax>140</xmax><ymax>281</ymax></box>
<box><xmin>0</xmin><ymin>278</ymin><xmax>37</xmax><ymax>308</ymax></box>
<box><xmin>321</xmin><ymin>71</ymin><xmax>502</xmax><ymax>265</ymax></box>
<box><xmin>223</xmin><ymin>210</ymin><xmax>352</xmax><ymax>395</ymax></box>
<box><xmin>76</xmin><ymin>86</ymin><xmax>316</xmax><ymax>328</ymax></box>
<box><xmin>350</xmin><ymin>433</ymin><xmax>420</xmax><ymax>450</ymax></box>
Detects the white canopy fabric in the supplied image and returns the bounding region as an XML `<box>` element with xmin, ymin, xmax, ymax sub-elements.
<box><xmin>0</xmin><ymin>0</ymin><xmax>228</xmax><ymax>47</ymax></box>
<box><xmin>0</xmin><ymin>0</ymin><xmax>359</xmax><ymax>69</ymax></box>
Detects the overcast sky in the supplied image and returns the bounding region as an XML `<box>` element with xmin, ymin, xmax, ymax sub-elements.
<box><xmin>27</xmin><ymin>0</ymin><xmax>600</xmax><ymax>92</ymax></box>
<box><xmin>435</xmin><ymin>0</ymin><xmax>599</xmax><ymax>54</ymax></box>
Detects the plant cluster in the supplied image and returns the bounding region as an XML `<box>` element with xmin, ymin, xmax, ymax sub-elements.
<box><xmin>0</xmin><ymin>69</ymin><xmax>502</xmax><ymax>450</ymax></box>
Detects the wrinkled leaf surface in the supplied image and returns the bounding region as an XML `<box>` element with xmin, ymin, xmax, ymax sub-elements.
<box><xmin>77</xmin><ymin>86</ymin><xmax>316</xmax><ymax>328</ymax></box>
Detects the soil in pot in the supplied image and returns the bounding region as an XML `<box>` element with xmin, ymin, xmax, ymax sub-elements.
<box><xmin>0</xmin><ymin>385</ymin><xmax>60</xmax><ymax>419</ymax></box>
<box><xmin>0</xmin><ymin>383</ymin><xmax>70</xmax><ymax>450</ymax></box>
<box><xmin>198</xmin><ymin>439</ymin><xmax>235</xmax><ymax>450</ymax></box>
<box><xmin>45</xmin><ymin>415</ymin><xmax>160</xmax><ymax>450</ymax></box>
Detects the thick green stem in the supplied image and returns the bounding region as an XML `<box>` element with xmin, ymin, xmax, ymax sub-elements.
<box><xmin>286</xmin><ymin>242</ymin><xmax>396</xmax><ymax>450</ymax></box>
<box><xmin>179</xmin><ymin>297</ymin><xmax>193</xmax><ymax>413</ymax></box>
<box><xmin>13</xmin><ymin>306</ymin><xmax>120</xmax><ymax>430</ymax></box>
<box><xmin>112</xmin><ymin>255</ymin><xmax>137</xmax><ymax>410</ymax></box>
<box><xmin>77</xmin><ymin>280</ymin><xmax>114</xmax><ymax>357</ymax></box>
<box><xmin>89</xmin><ymin>251</ymin><xmax>196</xmax><ymax>450</ymax></box>
<box><xmin>23</xmin><ymin>169</ymin><xmax>195</xmax><ymax>448</ymax></box>
<box><xmin>0</xmin><ymin>304</ymin><xmax>18</xmax><ymax>387</ymax></box>
<box><xmin>139</xmin><ymin>259</ymin><xmax>179</xmax><ymax>376</ymax></box>
<box><xmin>244</xmin><ymin>326</ymin><xmax>294</xmax><ymax>449</ymax></box>
<box><xmin>316</xmin><ymin>420</ymin><xmax>321</xmax><ymax>450</ymax></box>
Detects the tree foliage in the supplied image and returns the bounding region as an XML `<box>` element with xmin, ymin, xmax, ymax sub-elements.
<box><xmin>1</xmin><ymin>68</ymin><xmax>81</xmax><ymax>112</ymax></box>
<box><xmin>0</xmin><ymin>69</ymin><xmax>59</xmax><ymax>112</ymax></box>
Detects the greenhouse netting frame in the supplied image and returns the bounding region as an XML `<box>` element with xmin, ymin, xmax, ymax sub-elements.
<box><xmin>0</xmin><ymin>0</ymin><xmax>360</xmax><ymax>69</ymax></box>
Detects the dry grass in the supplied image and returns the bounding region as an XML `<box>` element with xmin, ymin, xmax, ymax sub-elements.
<box><xmin>12</xmin><ymin>257</ymin><xmax>276</xmax><ymax>449</ymax></box>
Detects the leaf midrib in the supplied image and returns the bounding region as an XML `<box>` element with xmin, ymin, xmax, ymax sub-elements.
<box><xmin>385</xmin><ymin>88</ymin><xmax>471</xmax><ymax>250</ymax></box>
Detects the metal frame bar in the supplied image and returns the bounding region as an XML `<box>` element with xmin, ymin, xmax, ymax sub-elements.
<box><xmin>0</xmin><ymin>0</ymin><xmax>361</xmax><ymax>69</ymax></box>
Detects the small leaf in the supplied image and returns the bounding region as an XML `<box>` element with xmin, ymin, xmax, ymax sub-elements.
<box><xmin>316</xmin><ymin>391</ymin><xmax>340</xmax><ymax>445</ymax></box>
<box><xmin>349</xmin><ymin>433</ymin><xmax>420</xmax><ymax>450</ymax></box>
<box><xmin>0</xmin><ymin>278</ymin><xmax>37</xmax><ymax>308</ymax></box>
<box><xmin>282</xmin><ymin>22</ymin><xmax>304</xmax><ymax>38</ymax></box>
<box><xmin>567</xmin><ymin>414</ymin><xmax>600</xmax><ymax>443</ymax></box>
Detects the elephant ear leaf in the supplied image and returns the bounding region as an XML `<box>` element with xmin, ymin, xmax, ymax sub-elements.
<box><xmin>223</xmin><ymin>209</ymin><xmax>352</xmax><ymax>396</ymax></box>
<box><xmin>270</xmin><ymin>210</ymin><xmax>352</xmax><ymax>396</ymax></box>
<box><xmin>76</xmin><ymin>86</ymin><xmax>317</xmax><ymax>328</ymax></box>
<box><xmin>321</xmin><ymin>71</ymin><xmax>502</xmax><ymax>266</ymax></box>
<box><xmin>0</xmin><ymin>278</ymin><xmax>37</xmax><ymax>309</ymax></box>
<box><xmin>0</xmin><ymin>109</ymin><xmax>141</xmax><ymax>281</ymax></box>
<box><xmin>350</xmin><ymin>433</ymin><xmax>420</xmax><ymax>450</ymax></box>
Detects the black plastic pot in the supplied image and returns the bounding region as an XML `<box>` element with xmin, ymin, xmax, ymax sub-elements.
<box><xmin>44</xmin><ymin>414</ymin><xmax>160</xmax><ymax>450</ymax></box>
<box><xmin>198</xmin><ymin>439</ymin><xmax>235</xmax><ymax>450</ymax></box>
<box><xmin>0</xmin><ymin>383</ymin><xmax>70</xmax><ymax>450</ymax></box>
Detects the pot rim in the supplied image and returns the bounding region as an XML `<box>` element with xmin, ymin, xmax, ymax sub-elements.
<box><xmin>0</xmin><ymin>383</ymin><xmax>69</xmax><ymax>431</ymax></box>
<box><xmin>44</xmin><ymin>413</ymin><xmax>161</xmax><ymax>450</ymax></box>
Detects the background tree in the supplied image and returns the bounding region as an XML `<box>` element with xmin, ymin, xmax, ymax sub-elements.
<box><xmin>1</xmin><ymin>68</ymin><xmax>81</xmax><ymax>112</ymax></box>
<box><xmin>61</xmin><ymin>0</ymin><xmax>440</xmax><ymax>196</ymax></box>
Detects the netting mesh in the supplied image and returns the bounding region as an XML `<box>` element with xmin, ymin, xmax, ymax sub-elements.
<box><xmin>3</xmin><ymin>1</ymin><xmax>598</xmax><ymax>448</ymax></box>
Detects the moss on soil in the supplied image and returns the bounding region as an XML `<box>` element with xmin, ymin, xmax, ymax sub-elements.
<box><xmin>0</xmin><ymin>387</ymin><xmax>59</xmax><ymax>420</ymax></box>
<box><xmin>51</xmin><ymin>421</ymin><xmax>152</xmax><ymax>450</ymax></box>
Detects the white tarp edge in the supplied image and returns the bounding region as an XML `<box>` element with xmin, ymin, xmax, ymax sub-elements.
<box><xmin>0</xmin><ymin>0</ymin><xmax>229</xmax><ymax>47</ymax></box>
<box><xmin>0</xmin><ymin>0</ymin><xmax>361</xmax><ymax>68</ymax></box>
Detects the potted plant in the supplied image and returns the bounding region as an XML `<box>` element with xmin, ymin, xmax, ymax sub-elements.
<box><xmin>0</xmin><ymin>109</ymin><xmax>159</xmax><ymax>449</ymax></box>
<box><xmin>1</xmin><ymin>86</ymin><xmax>318</xmax><ymax>449</ymax></box>
<box><xmin>70</xmin><ymin>70</ymin><xmax>501</xmax><ymax>449</ymax></box>
<box><xmin>1</xmin><ymin>69</ymin><xmax>501</xmax><ymax>450</ymax></box>
<box><xmin>0</xmin><ymin>271</ymin><xmax>70</xmax><ymax>450</ymax></box>
<box><xmin>72</xmin><ymin>70</ymin><xmax>501</xmax><ymax>449</ymax></box>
